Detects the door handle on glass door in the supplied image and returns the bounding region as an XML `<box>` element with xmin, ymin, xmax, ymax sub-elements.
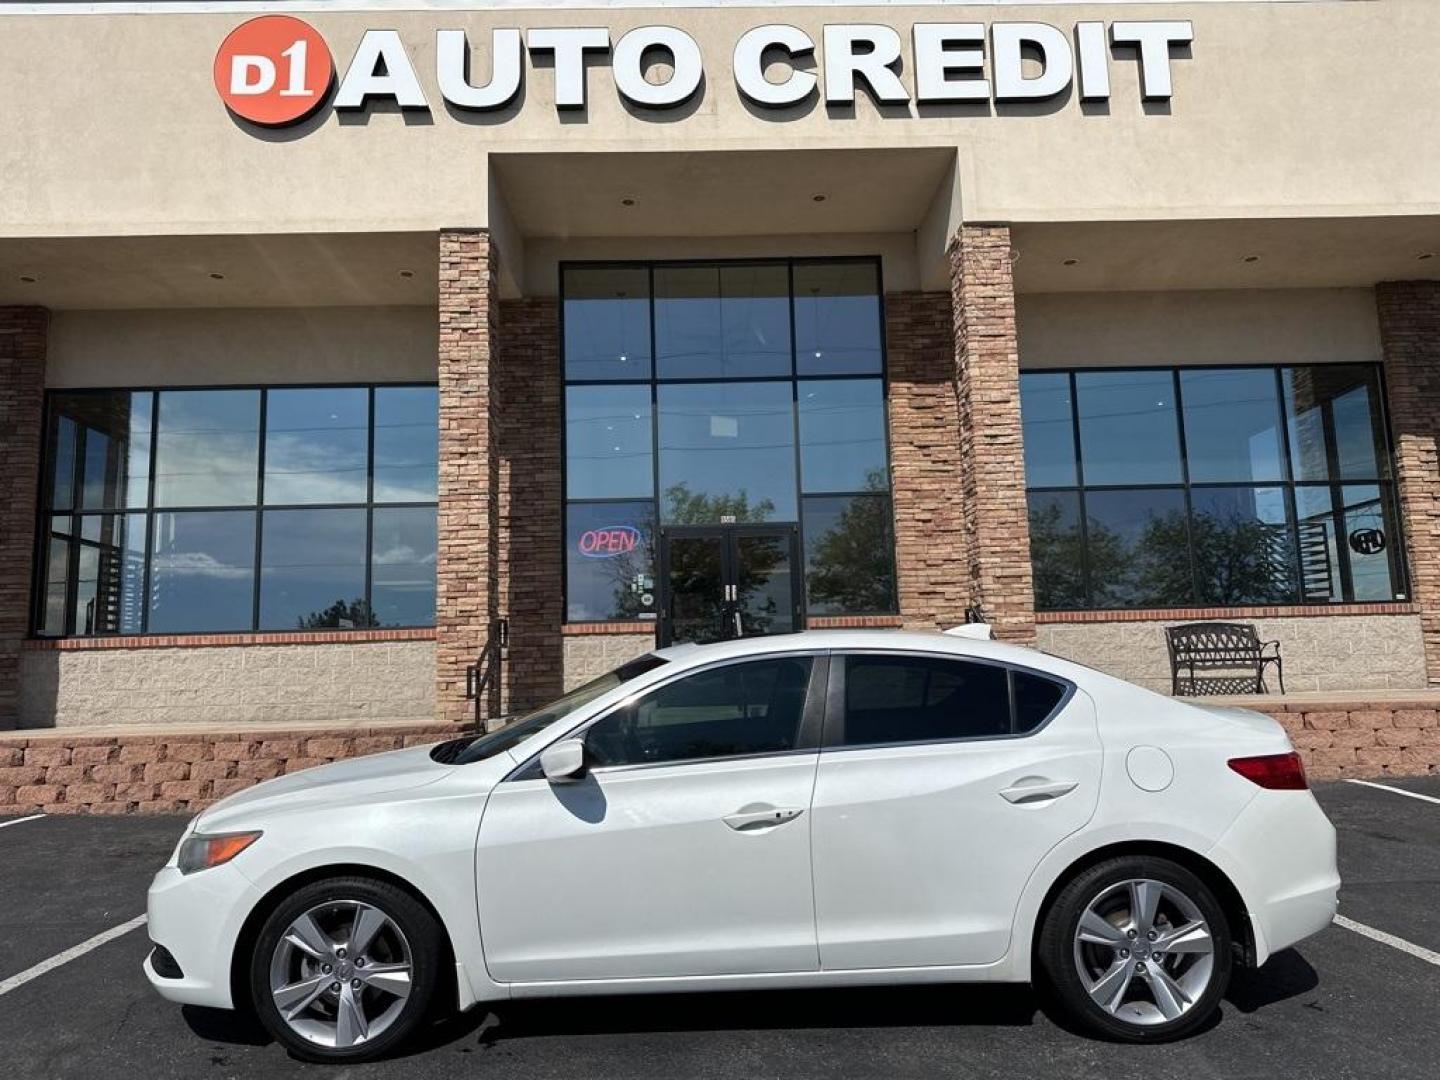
<box><xmin>998</xmin><ymin>779</ymin><xmax>1078</xmax><ymax>804</ymax></box>
<box><xmin>723</xmin><ymin>806</ymin><xmax>804</xmax><ymax>831</ymax></box>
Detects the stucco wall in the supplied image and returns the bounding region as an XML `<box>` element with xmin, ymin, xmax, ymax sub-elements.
<box><xmin>46</xmin><ymin>306</ymin><xmax>438</xmax><ymax>387</ymax></box>
<box><xmin>18</xmin><ymin>641</ymin><xmax>436</xmax><ymax>728</ymax></box>
<box><xmin>562</xmin><ymin>633</ymin><xmax>655</xmax><ymax>691</ymax></box>
<box><xmin>1037</xmin><ymin>614</ymin><xmax>1427</xmax><ymax>696</ymax></box>
<box><xmin>3</xmin><ymin>3</ymin><xmax>1440</xmax><ymax>237</ymax></box>
<box><xmin>1017</xmin><ymin>288</ymin><xmax>1384</xmax><ymax>369</ymax></box>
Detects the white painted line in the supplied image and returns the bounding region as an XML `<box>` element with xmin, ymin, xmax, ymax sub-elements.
<box><xmin>0</xmin><ymin>814</ymin><xmax>46</xmax><ymax>830</ymax></box>
<box><xmin>1345</xmin><ymin>779</ymin><xmax>1440</xmax><ymax>806</ymax></box>
<box><xmin>0</xmin><ymin>915</ymin><xmax>148</xmax><ymax>998</ymax></box>
<box><xmin>1334</xmin><ymin>915</ymin><xmax>1440</xmax><ymax>969</ymax></box>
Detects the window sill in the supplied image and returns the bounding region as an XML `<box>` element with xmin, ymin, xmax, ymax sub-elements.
<box><xmin>23</xmin><ymin>628</ymin><xmax>438</xmax><ymax>651</ymax></box>
<box><xmin>562</xmin><ymin>622</ymin><xmax>657</xmax><ymax>636</ymax></box>
<box><xmin>1036</xmin><ymin>603</ymin><xmax>1418</xmax><ymax>625</ymax></box>
<box><xmin>807</xmin><ymin>615</ymin><xmax>905</xmax><ymax>628</ymax></box>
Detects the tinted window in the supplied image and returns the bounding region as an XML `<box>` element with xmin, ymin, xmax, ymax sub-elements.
<box><xmin>373</xmin><ymin>386</ymin><xmax>439</xmax><ymax>502</ymax></box>
<box><xmin>1083</xmin><ymin>488</ymin><xmax>1191</xmax><ymax>607</ymax></box>
<box><xmin>654</xmin><ymin>264</ymin><xmax>791</xmax><ymax>379</ymax></box>
<box><xmin>259</xmin><ymin>508</ymin><xmax>368</xmax><ymax>630</ymax></box>
<box><xmin>264</xmin><ymin>387</ymin><xmax>369</xmax><ymax>504</ymax></box>
<box><xmin>1028</xmin><ymin>491</ymin><xmax>1086</xmax><ymax>610</ymax></box>
<box><xmin>1013</xmin><ymin>671</ymin><xmax>1066</xmax><ymax>733</ymax></box>
<box><xmin>841</xmin><ymin>655</ymin><xmax>1010</xmax><ymax>747</ymax></box>
<box><xmin>1284</xmin><ymin>366</ymin><xmax>1388</xmax><ymax>482</ymax></box>
<box><xmin>1076</xmin><ymin>370</ymin><xmax>1182</xmax><ymax>485</ymax></box>
<box><xmin>46</xmin><ymin>392</ymin><xmax>152</xmax><ymax>512</ymax></box>
<box><xmin>1020</xmin><ymin>373</ymin><xmax>1077</xmax><ymax>488</ymax></box>
<box><xmin>149</xmin><ymin>510</ymin><xmax>257</xmax><ymax>632</ymax></box>
<box><xmin>371</xmin><ymin>506</ymin><xmax>438</xmax><ymax>627</ymax></box>
<box><xmin>154</xmin><ymin>390</ymin><xmax>261</xmax><ymax>507</ymax></box>
<box><xmin>565</xmin><ymin>500</ymin><xmax>656</xmax><ymax>621</ymax></box>
<box><xmin>563</xmin><ymin>266</ymin><xmax>653</xmax><ymax>381</ymax></box>
<box><xmin>802</xmin><ymin>494</ymin><xmax>896</xmax><ymax>615</ymax></box>
<box><xmin>1189</xmin><ymin>486</ymin><xmax>1296</xmax><ymax>605</ymax></box>
<box><xmin>586</xmin><ymin>657</ymin><xmax>813</xmax><ymax>767</ymax></box>
<box><xmin>798</xmin><ymin>378</ymin><xmax>887</xmax><ymax>494</ymax></box>
<box><xmin>1180</xmin><ymin>368</ymin><xmax>1283</xmax><ymax>483</ymax></box>
<box><xmin>566</xmin><ymin>385</ymin><xmax>654</xmax><ymax>500</ymax></box>
<box><xmin>658</xmin><ymin>381</ymin><xmax>796</xmax><ymax>522</ymax></box>
<box><xmin>794</xmin><ymin>261</ymin><xmax>883</xmax><ymax>376</ymax></box>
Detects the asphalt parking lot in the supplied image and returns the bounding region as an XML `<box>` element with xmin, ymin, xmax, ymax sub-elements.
<box><xmin>2</xmin><ymin>777</ymin><xmax>1438</xmax><ymax>1080</ymax></box>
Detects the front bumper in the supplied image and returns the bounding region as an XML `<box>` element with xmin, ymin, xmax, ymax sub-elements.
<box><xmin>144</xmin><ymin>861</ymin><xmax>262</xmax><ymax>1009</ymax></box>
<box><xmin>1209</xmin><ymin>789</ymin><xmax>1340</xmax><ymax>965</ymax></box>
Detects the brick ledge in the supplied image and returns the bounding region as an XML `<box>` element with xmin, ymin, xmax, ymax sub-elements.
<box><xmin>1038</xmin><ymin>603</ymin><xmax>1417</xmax><ymax>624</ymax></box>
<box><xmin>562</xmin><ymin>622</ymin><xmax>657</xmax><ymax>636</ymax></box>
<box><xmin>23</xmin><ymin>628</ymin><xmax>438</xmax><ymax>651</ymax></box>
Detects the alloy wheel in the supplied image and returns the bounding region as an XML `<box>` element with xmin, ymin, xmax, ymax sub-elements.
<box><xmin>1071</xmin><ymin>877</ymin><xmax>1216</xmax><ymax>1027</ymax></box>
<box><xmin>268</xmin><ymin>899</ymin><xmax>414</xmax><ymax>1049</ymax></box>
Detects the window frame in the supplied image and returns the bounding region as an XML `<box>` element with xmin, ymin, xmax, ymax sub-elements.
<box><xmin>30</xmin><ymin>381</ymin><xmax>440</xmax><ymax>639</ymax></box>
<box><xmin>559</xmin><ymin>256</ymin><xmax>900</xmax><ymax>626</ymax></box>
<box><xmin>820</xmin><ymin>650</ymin><xmax>1076</xmax><ymax>752</ymax></box>
<box><xmin>1022</xmin><ymin>363</ymin><xmax>1409</xmax><ymax>611</ymax></box>
<box><xmin>507</xmin><ymin>651</ymin><xmax>831</xmax><ymax>780</ymax></box>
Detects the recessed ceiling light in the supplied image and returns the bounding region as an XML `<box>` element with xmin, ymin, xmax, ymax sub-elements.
<box><xmin>621</xmin><ymin>197</ymin><xmax>636</xmax><ymax>207</ymax></box>
<box><xmin>1418</xmin><ymin>252</ymin><xmax>1436</xmax><ymax>262</ymax></box>
<box><xmin>19</xmin><ymin>274</ymin><xmax>37</xmax><ymax>284</ymax></box>
<box><xmin>398</xmin><ymin>269</ymin><xmax>415</xmax><ymax>278</ymax></box>
<box><xmin>1242</xmin><ymin>255</ymin><xmax>1261</xmax><ymax>264</ymax></box>
<box><xmin>812</xmin><ymin>194</ymin><xmax>827</xmax><ymax>203</ymax></box>
<box><xmin>1062</xmin><ymin>258</ymin><xmax>1080</xmax><ymax>267</ymax></box>
<box><xmin>209</xmin><ymin>272</ymin><xmax>226</xmax><ymax>280</ymax></box>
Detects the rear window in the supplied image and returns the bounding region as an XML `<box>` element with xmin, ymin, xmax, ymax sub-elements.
<box><xmin>835</xmin><ymin>655</ymin><xmax>1069</xmax><ymax>748</ymax></box>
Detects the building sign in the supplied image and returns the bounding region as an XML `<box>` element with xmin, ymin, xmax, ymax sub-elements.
<box><xmin>214</xmin><ymin>15</ymin><xmax>1194</xmax><ymax>127</ymax></box>
<box><xmin>1349</xmin><ymin>528</ymin><xmax>1386</xmax><ymax>556</ymax></box>
<box><xmin>578</xmin><ymin>526</ymin><xmax>642</xmax><ymax>559</ymax></box>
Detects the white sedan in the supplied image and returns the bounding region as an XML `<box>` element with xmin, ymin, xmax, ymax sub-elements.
<box><xmin>143</xmin><ymin>629</ymin><xmax>1339</xmax><ymax>1062</ymax></box>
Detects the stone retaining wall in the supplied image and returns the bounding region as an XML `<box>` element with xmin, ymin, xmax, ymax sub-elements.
<box><xmin>0</xmin><ymin>722</ymin><xmax>461</xmax><ymax>815</ymax></box>
<box><xmin>1244</xmin><ymin>698</ymin><xmax>1440</xmax><ymax>781</ymax></box>
<box><xmin>2</xmin><ymin>698</ymin><xmax>1435</xmax><ymax>815</ymax></box>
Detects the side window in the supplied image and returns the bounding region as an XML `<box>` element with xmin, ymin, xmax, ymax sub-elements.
<box><xmin>1013</xmin><ymin>670</ymin><xmax>1067</xmax><ymax>733</ymax></box>
<box><xmin>840</xmin><ymin>655</ymin><xmax>1012</xmax><ymax>747</ymax></box>
<box><xmin>586</xmin><ymin>656</ymin><xmax>814</xmax><ymax>768</ymax></box>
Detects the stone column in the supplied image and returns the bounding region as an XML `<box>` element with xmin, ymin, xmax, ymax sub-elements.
<box><xmin>496</xmin><ymin>297</ymin><xmax>564</xmax><ymax>713</ymax></box>
<box><xmin>436</xmin><ymin>231</ymin><xmax>502</xmax><ymax>723</ymax></box>
<box><xmin>1376</xmin><ymin>280</ymin><xmax>1440</xmax><ymax>684</ymax></box>
<box><xmin>0</xmin><ymin>307</ymin><xmax>47</xmax><ymax>729</ymax></box>
<box><xmin>948</xmin><ymin>225</ymin><xmax>1036</xmax><ymax>644</ymax></box>
<box><xmin>885</xmin><ymin>292</ymin><xmax>971</xmax><ymax>629</ymax></box>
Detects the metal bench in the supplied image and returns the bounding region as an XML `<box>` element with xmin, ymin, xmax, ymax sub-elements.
<box><xmin>1165</xmin><ymin>621</ymin><xmax>1285</xmax><ymax>696</ymax></box>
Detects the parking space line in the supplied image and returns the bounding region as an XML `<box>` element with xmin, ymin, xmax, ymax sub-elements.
<box><xmin>1344</xmin><ymin>779</ymin><xmax>1440</xmax><ymax>805</ymax></box>
<box><xmin>0</xmin><ymin>814</ymin><xmax>46</xmax><ymax>830</ymax></box>
<box><xmin>1334</xmin><ymin>915</ymin><xmax>1440</xmax><ymax>968</ymax></box>
<box><xmin>0</xmin><ymin>914</ymin><xmax>148</xmax><ymax>998</ymax></box>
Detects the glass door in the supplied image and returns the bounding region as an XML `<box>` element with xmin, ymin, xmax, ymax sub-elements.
<box><xmin>659</xmin><ymin>525</ymin><xmax>801</xmax><ymax>646</ymax></box>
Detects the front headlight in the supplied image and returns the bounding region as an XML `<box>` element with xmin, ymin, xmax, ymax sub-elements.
<box><xmin>177</xmin><ymin>831</ymin><xmax>262</xmax><ymax>874</ymax></box>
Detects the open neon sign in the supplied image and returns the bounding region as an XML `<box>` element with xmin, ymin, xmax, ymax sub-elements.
<box><xmin>578</xmin><ymin>526</ymin><xmax>641</xmax><ymax>559</ymax></box>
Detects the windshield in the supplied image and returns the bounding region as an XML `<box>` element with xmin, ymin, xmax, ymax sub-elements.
<box><xmin>433</xmin><ymin>653</ymin><xmax>669</xmax><ymax>765</ymax></box>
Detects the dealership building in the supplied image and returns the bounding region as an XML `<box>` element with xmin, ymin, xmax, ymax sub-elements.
<box><xmin>2</xmin><ymin>0</ymin><xmax>1440</xmax><ymax>803</ymax></box>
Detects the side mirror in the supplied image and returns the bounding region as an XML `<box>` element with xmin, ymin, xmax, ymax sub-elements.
<box><xmin>539</xmin><ymin>738</ymin><xmax>587</xmax><ymax>783</ymax></box>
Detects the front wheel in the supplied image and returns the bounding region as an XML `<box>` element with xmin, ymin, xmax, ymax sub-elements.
<box><xmin>1037</xmin><ymin>856</ymin><xmax>1232</xmax><ymax>1042</ymax></box>
<box><xmin>249</xmin><ymin>876</ymin><xmax>443</xmax><ymax>1063</ymax></box>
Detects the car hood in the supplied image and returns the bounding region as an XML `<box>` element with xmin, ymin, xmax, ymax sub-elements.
<box><xmin>197</xmin><ymin>745</ymin><xmax>454</xmax><ymax>830</ymax></box>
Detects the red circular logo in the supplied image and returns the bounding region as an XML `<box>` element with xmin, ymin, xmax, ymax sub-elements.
<box><xmin>214</xmin><ymin>16</ymin><xmax>333</xmax><ymax>126</ymax></box>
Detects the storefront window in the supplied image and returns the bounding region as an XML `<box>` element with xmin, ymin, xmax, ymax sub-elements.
<box><xmin>562</xmin><ymin>258</ymin><xmax>897</xmax><ymax>623</ymax></box>
<box><xmin>1021</xmin><ymin>364</ymin><xmax>1405</xmax><ymax>610</ymax></box>
<box><xmin>35</xmin><ymin>384</ymin><xmax>439</xmax><ymax>637</ymax></box>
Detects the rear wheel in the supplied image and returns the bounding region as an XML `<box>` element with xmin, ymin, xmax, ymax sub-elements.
<box><xmin>1038</xmin><ymin>856</ymin><xmax>1232</xmax><ymax>1042</ymax></box>
<box><xmin>249</xmin><ymin>876</ymin><xmax>442</xmax><ymax>1063</ymax></box>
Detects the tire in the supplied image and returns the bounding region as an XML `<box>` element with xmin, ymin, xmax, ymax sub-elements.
<box><xmin>248</xmin><ymin>876</ymin><xmax>444</xmax><ymax>1063</ymax></box>
<box><xmin>1037</xmin><ymin>855</ymin><xmax>1233</xmax><ymax>1042</ymax></box>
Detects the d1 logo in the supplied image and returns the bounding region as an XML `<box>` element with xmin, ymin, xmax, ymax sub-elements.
<box><xmin>213</xmin><ymin>16</ymin><xmax>333</xmax><ymax>126</ymax></box>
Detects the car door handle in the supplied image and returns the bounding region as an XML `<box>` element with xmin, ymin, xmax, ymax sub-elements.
<box><xmin>998</xmin><ymin>779</ymin><xmax>1078</xmax><ymax>805</ymax></box>
<box><xmin>723</xmin><ymin>806</ymin><xmax>804</xmax><ymax>831</ymax></box>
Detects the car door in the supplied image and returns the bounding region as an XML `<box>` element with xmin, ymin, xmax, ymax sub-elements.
<box><xmin>475</xmin><ymin>652</ymin><xmax>827</xmax><ymax>983</ymax></box>
<box><xmin>810</xmin><ymin>650</ymin><xmax>1101</xmax><ymax>970</ymax></box>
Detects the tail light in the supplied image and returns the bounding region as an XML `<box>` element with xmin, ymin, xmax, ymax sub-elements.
<box><xmin>1228</xmin><ymin>752</ymin><xmax>1308</xmax><ymax>790</ymax></box>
